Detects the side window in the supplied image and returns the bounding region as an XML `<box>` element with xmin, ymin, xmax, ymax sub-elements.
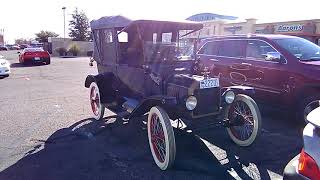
<box><xmin>162</xmin><ymin>33</ymin><xmax>172</xmax><ymax>43</ymax></box>
<box><xmin>117</xmin><ymin>31</ymin><xmax>128</xmax><ymax>42</ymax></box>
<box><xmin>153</xmin><ymin>33</ymin><xmax>157</xmax><ymax>44</ymax></box>
<box><xmin>218</xmin><ymin>40</ymin><xmax>244</xmax><ymax>58</ymax></box>
<box><xmin>246</xmin><ymin>40</ymin><xmax>277</xmax><ymax>60</ymax></box>
<box><xmin>199</xmin><ymin>41</ymin><xmax>218</xmax><ymax>55</ymax></box>
<box><xmin>104</xmin><ymin>29</ymin><xmax>113</xmax><ymax>43</ymax></box>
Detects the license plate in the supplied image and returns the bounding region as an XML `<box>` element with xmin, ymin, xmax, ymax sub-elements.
<box><xmin>200</xmin><ymin>78</ymin><xmax>219</xmax><ymax>89</ymax></box>
<box><xmin>34</xmin><ymin>57</ymin><xmax>40</xmax><ymax>60</ymax></box>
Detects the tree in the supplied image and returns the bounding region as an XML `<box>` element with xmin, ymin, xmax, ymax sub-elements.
<box><xmin>35</xmin><ymin>30</ymin><xmax>59</xmax><ymax>43</ymax></box>
<box><xmin>69</xmin><ymin>8</ymin><xmax>91</xmax><ymax>41</ymax></box>
<box><xmin>15</xmin><ymin>38</ymin><xmax>32</xmax><ymax>45</ymax></box>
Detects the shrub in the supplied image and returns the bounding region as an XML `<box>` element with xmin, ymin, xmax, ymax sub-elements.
<box><xmin>68</xmin><ymin>44</ymin><xmax>80</xmax><ymax>56</ymax></box>
<box><xmin>55</xmin><ymin>47</ymin><xmax>67</xmax><ymax>56</ymax></box>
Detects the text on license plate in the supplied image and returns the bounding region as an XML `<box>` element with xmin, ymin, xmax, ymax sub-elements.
<box><xmin>200</xmin><ymin>78</ymin><xmax>219</xmax><ymax>89</ymax></box>
<box><xmin>34</xmin><ymin>57</ymin><xmax>40</xmax><ymax>60</ymax></box>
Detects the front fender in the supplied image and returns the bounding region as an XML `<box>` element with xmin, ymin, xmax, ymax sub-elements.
<box><xmin>128</xmin><ymin>96</ymin><xmax>177</xmax><ymax>119</ymax></box>
<box><xmin>223</xmin><ymin>85</ymin><xmax>255</xmax><ymax>96</ymax></box>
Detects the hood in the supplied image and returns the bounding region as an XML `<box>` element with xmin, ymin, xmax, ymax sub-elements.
<box><xmin>0</xmin><ymin>58</ymin><xmax>9</xmax><ymax>66</ymax></box>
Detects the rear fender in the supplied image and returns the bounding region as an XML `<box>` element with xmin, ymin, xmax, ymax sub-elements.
<box><xmin>128</xmin><ymin>96</ymin><xmax>177</xmax><ymax>119</ymax></box>
<box><xmin>85</xmin><ymin>75</ymin><xmax>96</xmax><ymax>88</ymax></box>
<box><xmin>84</xmin><ymin>73</ymin><xmax>115</xmax><ymax>103</ymax></box>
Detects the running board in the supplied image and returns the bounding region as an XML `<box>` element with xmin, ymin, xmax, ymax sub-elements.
<box><xmin>122</xmin><ymin>97</ymin><xmax>139</xmax><ymax>113</ymax></box>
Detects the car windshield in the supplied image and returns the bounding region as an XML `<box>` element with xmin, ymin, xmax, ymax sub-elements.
<box><xmin>274</xmin><ymin>38</ymin><xmax>320</xmax><ymax>61</ymax></box>
<box><xmin>24</xmin><ymin>48</ymin><xmax>44</xmax><ymax>52</ymax></box>
<box><xmin>144</xmin><ymin>39</ymin><xmax>195</xmax><ymax>63</ymax></box>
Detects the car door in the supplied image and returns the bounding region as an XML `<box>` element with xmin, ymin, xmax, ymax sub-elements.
<box><xmin>116</xmin><ymin>33</ymin><xmax>147</xmax><ymax>98</ymax></box>
<box><xmin>244</xmin><ymin>39</ymin><xmax>289</xmax><ymax>105</ymax></box>
<box><xmin>198</xmin><ymin>39</ymin><xmax>247</xmax><ymax>87</ymax></box>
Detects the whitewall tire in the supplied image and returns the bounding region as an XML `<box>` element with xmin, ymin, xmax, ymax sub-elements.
<box><xmin>147</xmin><ymin>106</ymin><xmax>176</xmax><ymax>170</ymax></box>
<box><xmin>89</xmin><ymin>82</ymin><xmax>105</xmax><ymax>120</ymax></box>
<box><xmin>226</xmin><ymin>95</ymin><xmax>262</xmax><ymax>147</ymax></box>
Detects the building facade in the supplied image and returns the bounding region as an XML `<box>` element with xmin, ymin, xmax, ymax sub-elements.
<box><xmin>0</xmin><ymin>29</ymin><xmax>4</xmax><ymax>44</ymax></box>
<box><xmin>0</xmin><ymin>35</ymin><xmax>3</xmax><ymax>44</ymax></box>
<box><xmin>185</xmin><ymin>17</ymin><xmax>320</xmax><ymax>45</ymax></box>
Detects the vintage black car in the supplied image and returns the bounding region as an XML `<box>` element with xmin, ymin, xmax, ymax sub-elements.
<box><xmin>85</xmin><ymin>16</ymin><xmax>262</xmax><ymax>170</ymax></box>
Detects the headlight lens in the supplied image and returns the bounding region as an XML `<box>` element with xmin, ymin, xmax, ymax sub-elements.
<box><xmin>225</xmin><ymin>91</ymin><xmax>235</xmax><ymax>104</ymax></box>
<box><xmin>186</xmin><ymin>96</ymin><xmax>197</xmax><ymax>110</ymax></box>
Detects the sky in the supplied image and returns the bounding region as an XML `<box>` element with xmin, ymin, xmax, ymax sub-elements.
<box><xmin>1</xmin><ymin>0</ymin><xmax>320</xmax><ymax>43</ymax></box>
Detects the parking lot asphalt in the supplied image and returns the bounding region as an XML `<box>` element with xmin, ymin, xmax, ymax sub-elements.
<box><xmin>0</xmin><ymin>51</ymin><xmax>303</xmax><ymax>180</ymax></box>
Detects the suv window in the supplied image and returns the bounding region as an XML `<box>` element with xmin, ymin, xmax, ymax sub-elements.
<box><xmin>246</xmin><ymin>40</ymin><xmax>277</xmax><ymax>60</ymax></box>
<box><xmin>199</xmin><ymin>41</ymin><xmax>218</xmax><ymax>55</ymax></box>
<box><xmin>217</xmin><ymin>40</ymin><xmax>244</xmax><ymax>58</ymax></box>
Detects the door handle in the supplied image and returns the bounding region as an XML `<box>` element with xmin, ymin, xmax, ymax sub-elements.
<box><xmin>209</xmin><ymin>58</ymin><xmax>219</xmax><ymax>62</ymax></box>
<box><xmin>241</xmin><ymin>63</ymin><xmax>252</xmax><ymax>66</ymax></box>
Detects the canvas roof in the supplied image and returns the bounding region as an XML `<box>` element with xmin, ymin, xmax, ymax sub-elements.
<box><xmin>90</xmin><ymin>15</ymin><xmax>203</xmax><ymax>31</ymax></box>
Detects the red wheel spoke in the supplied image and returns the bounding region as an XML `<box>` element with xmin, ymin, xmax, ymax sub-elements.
<box><xmin>150</xmin><ymin>113</ymin><xmax>166</xmax><ymax>163</ymax></box>
<box><xmin>229</xmin><ymin>100</ymin><xmax>255</xmax><ymax>141</ymax></box>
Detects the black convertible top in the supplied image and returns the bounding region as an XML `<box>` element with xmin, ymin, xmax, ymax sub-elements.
<box><xmin>90</xmin><ymin>15</ymin><xmax>203</xmax><ymax>31</ymax></box>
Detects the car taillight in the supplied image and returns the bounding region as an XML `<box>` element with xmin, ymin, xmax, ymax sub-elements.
<box><xmin>298</xmin><ymin>149</ymin><xmax>320</xmax><ymax>180</ymax></box>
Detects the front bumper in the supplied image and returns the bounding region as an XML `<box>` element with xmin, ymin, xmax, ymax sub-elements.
<box><xmin>0</xmin><ymin>66</ymin><xmax>11</xmax><ymax>75</ymax></box>
<box><xmin>283</xmin><ymin>154</ymin><xmax>309</xmax><ymax>180</ymax></box>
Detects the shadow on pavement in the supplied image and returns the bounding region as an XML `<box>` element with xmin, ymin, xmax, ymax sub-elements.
<box><xmin>10</xmin><ymin>62</ymin><xmax>47</xmax><ymax>68</ymax></box>
<box><xmin>0</xmin><ymin>109</ymin><xmax>302</xmax><ymax>180</ymax></box>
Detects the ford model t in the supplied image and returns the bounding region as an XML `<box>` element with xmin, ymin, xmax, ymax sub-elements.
<box><xmin>85</xmin><ymin>16</ymin><xmax>262</xmax><ymax>170</ymax></box>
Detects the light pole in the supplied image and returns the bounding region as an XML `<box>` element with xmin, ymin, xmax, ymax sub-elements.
<box><xmin>62</xmin><ymin>7</ymin><xmax>66</xmax><ymax>40</ymax></box>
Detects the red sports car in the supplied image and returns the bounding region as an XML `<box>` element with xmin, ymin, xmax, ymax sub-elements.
<box><xmin>18</xmin><ymin>48</ymin><xmax>50</xmax><ymax>65</ymax></box>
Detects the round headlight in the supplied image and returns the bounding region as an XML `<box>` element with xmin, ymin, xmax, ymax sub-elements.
<box><xmin>186</xmin><ymin>96</ymin><xmax>197</xmax><ymax>110</ymax></box>
<box><xmin>225</xmin><ymin>91</ymin><xmax>235</xmax><ymax>104</ymax></box>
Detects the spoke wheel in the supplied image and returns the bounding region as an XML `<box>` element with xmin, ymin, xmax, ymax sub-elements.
<box><xmin>147</xmin><ymin>106</ymin><xmax>176</xmax><ymax>170</ymax></box>
<box><xmin>226</xmin><ymin>95</ymin><xmax>262</xmax><ymax>147</ymax></box>
<box><xmin>89</xmin><ymin>82</ymin><xmax>105</xmax><ymax>120</ymax></box>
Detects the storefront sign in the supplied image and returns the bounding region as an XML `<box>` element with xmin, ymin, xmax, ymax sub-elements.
<box><xmin>276</xmin><ymin>24</ymin><xmax>303</xmax><ymax>32</ymax></box>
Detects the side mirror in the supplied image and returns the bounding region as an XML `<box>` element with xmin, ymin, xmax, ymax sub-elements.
<box><xmin>265</xmin><ymin>52</ymin><xmax>285</xmax><ymax>64</ymax></box>
<box><xmin>17</xmin><ymin>51</ymin><xmax>21</xmax><ymax>54</ymax></box>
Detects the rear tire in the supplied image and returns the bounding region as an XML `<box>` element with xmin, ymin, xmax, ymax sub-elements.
<box><xmin>226</xmin><ymin>94</ymin><xmax>262</xmax><ymax>147</ymax></box>
<box><xmin>89</xmin><ymin>82</ymin><xmax>105</xmax><ymax>120</ymax></box>
<box><xmin>147</xmin><ymin>106</ymin><xmax>176</xmax><ymax>170</ymax></box>
<box><xmin>298</xmin><ymin>95</ymin><xmax>320</xmax><ymax>123</ymax></box>
<box><xmin>46</xmin><ymin>58</ymin><xmax>51</xmax><ymax>65</ymax></box>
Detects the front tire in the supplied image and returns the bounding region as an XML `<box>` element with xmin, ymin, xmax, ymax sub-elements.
<box><xmin>46</xmin><ymin>58</ymin><xmax>51</xmax><ymax>65</ymax></box>
<box><xmin>147</xmin><ymin>106</ymin><xmax>176</xmax><ymax>170</ymax></box>
<box><xmin>89</xmin><ymin>82</ymin><xmax>105</xmax><ymax>120</ymax></box>
<box><xmin>226</xmin><ymin>94</ymin><xmax>262</xmax><ymax>147</ymax></box>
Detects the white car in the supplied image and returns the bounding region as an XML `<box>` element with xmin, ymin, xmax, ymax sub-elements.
<box><xmin>283</xmin><ymin>106</ymin><xmax>320</xmax><ymax>180</ymax></box>
<box><xmin>0</xmin><ymin>55</ymin><xmax>11</xmax><ymax>77</ymax></box>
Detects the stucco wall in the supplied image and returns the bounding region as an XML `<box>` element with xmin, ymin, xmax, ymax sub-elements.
<box><xmin>49</xmin><ymin>38</ymin><xmax>93</xmax><ymax>57</ymax></box>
